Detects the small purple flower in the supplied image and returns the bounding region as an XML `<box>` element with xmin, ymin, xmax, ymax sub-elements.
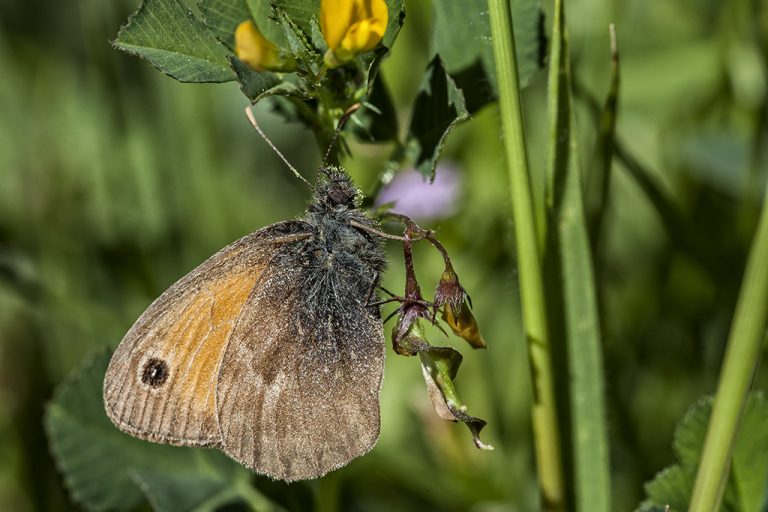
<box><xmin>375</xmin><ymin>164</ymin><xmax>461</xmax><ymax>220</ymax></box>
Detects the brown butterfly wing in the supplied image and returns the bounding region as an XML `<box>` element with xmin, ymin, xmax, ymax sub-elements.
<box><xmin>103</xmin><ymin>221</ymin><xmax>312</xmax><ymax>447</ymax></box>
<box><xmin>216</xmin><ymin>258</ymin><xmax>385</xmax><ymax>481</ymax></box>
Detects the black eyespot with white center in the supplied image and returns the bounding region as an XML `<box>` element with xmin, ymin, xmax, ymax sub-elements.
<box><xmin>141</xmin><ymin>358</ymin><xmax>169</xmax><ymax>388</ymax></box>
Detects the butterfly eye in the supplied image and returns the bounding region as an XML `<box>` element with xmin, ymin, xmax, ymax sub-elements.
<box><xmin>328</xmin><ymin>187</ymin><xmax>352</xmax><ymax>207</ymax></box>
<box><xmin>141</xmin><ymin>358</ymin><xmax>169</xmax><ymax>388</ymax></box>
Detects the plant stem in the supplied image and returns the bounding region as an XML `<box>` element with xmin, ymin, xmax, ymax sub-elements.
<box><xmin>315</xmin><ymin>473</ymin><xmax>340</xmax><ymax>512</ymax></box>
<box><xmin>689</xmin><ymin>178</ymin><xmax>768</xmax><ymax>511</ymax></box>
<box><xmin>235</xmin><ymin>477</ymin><xmax>281</xmax><ymax>512</ymax></box>
<box><xmin>486</xmin><ymin>0</ymin><xmax>565</xmax><ymax>508</ymax></box>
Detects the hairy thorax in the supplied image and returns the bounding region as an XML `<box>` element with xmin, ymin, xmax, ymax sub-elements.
<box><xmin>260</xmin><ymin>210</ymin><xmax>385</xmax><ymax>361</ymax></box>
<box><xmin>303</xmin><ymin>210</ymin><xmax>386</xmax><ymax>287</ymax></box>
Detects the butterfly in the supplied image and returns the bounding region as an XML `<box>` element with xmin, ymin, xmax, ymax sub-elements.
<box><xmin>103</xmin><ymin>168</ymin><xmax>388</xmax><ymax>482</ymax></box>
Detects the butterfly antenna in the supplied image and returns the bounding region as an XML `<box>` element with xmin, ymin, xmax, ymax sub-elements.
<box><xmin>245</xmin><ymin>106</ymin><xmax>312</xmax><ymax>188</ymax></box>
<box><xmin>321</xmin><ymin>102</ymin><xmax>362</xmax><ymax>168</ymax></box>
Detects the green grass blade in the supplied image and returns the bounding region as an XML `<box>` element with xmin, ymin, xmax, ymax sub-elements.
<box><xmin>545</xmin><ymin>2</ymin><xmax>611</xmax><ymax>510</ymax></box>
<box><xmin>689</xmin><ymin>177</ymin><xmax>768</xmax><ymax>511</ymax></box>
<box><xmin>487</xmin><ymin>0</ymin><xmax>565</xmax><ymax>508</ymax></box>
<box><xmin>574</xmin><ymin>84</ymin><xmax>687</xmax><ymax>246</ymax></box>
<box><xmin>587</xmin><ymin>25</ymin><xmax>620</xmax><ymax>250</ymax></box>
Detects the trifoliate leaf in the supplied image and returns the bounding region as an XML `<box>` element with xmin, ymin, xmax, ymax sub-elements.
<box><xmin>433</xmin><ymin>0</ymin><xmax>543</xmax><ymax>111</ymax></box>
<box><xmin>115</xmin><ymin>0</ymin><xmax>235</xmax><ymax>82</ymax></box>
<box><xmin>45</xmin><ymin>351</ymin><xmax>271</xmax><ymax>512</ymax></box>
<box><xmin>637</xmin><ymin>393</ymin><xmax>768</xmax><ymax>511</ymax></box>
<box><xmin>405</xmin><ymin>56</ymin><xmax>469</xmax><ymax>180</ymax></box>
<box><xmin>198</xmin><ymin>0</ymin><xmax>251</xmax><ymax>50</ymax></box>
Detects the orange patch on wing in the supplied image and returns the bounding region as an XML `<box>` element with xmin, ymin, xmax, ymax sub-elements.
<box><xmin>160</xmin><ymin>265</ymin><xmax>265</xmax><ymax>439</ymax></box>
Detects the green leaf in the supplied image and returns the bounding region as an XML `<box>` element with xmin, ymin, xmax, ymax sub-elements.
<box><xmin>405</xmin><ymin>56</ymin><xmax>469</xmax><ymax>179</ymax></box>
<box><xmin>419</xmin><ymin>347</ymin><xmax>493</xmax><ymax>451</ymax></box>
<box><xmin>433</xmin><ymin>0</ymin><xmax>542</xmax><ymax>111</ymax></box>
<box><xmin>132</xmin><ymin>466</ymin><xmax>279</xmax><ymax>512</ymax></box>
<box><xmin>198</xmin><ymin>0</ymin><xmax>251</xmax><ymax>49</ymax></box>
<box><xmin>45</xmin><ymin>351</ymin><xmax>273</xmax><ymax>512</ymax></box>
<box><xmin>639</xmin><ymin>394</ymin><xmax>768</xmax><ymax>511</ymax></box>
<box><xmin>642</xmin><ymin>465</ymin><xmax>694</xmax><ymax>512</ymax></box>
<box><xmin>673</xmin><ymin>397</ymin><xmax>713</xmax><ymax>468</ymax></box>
<box><xmin>115</xmin><ymin>0</ymin><xmax>236</xmax><ymax>83</ymax></box>
<box><xmin>351</xmin><ymin>71</ymin><xmax>398</xmax><ymax>143</ymax></box>
<box><xmin>731</xmin><ymin>394</ymin><xmax>768</xmax><ymax>512</ymax></box>
<box><xmin>276</xmin><ymin>8</ymin><xmax>321</xmax><ymax>75</ymax></box>
<box><xmin>271</xmin><ymin>0</ymin><xmax>319</xmax><ymax>35</ymax></box>
<box><xmin>133</xmin><ymin>469</ymin><xmax>230</xmax><ymax>512</ymax></box>
<box><xmin>229</xmin><ymin>56</ymin><xmax>282</xmax><ymax>100</ymax></box>
<box><xmin>245</xmin><ymin>0</ymin><xmax>291</xmax><ymax>48</ymax></box>
<box><xmin>382</xmin><ymin>0</ymin><xmax>405</xmax><ymax>49</ymax></box>
<box><xmin>309</xmin><ymin>15</ymin><xmax>329</xmax><ymax>53</ymax></box>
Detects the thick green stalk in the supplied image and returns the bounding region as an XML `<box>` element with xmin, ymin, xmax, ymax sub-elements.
<box><xmin>487</xmin><ymin>0</ymin><xmax>565</xmax><ymax>508</ymax></box>
<box><xmin>689</xmin><ymin>178</ymin><xmax>768</xmax><ymax>511</ymax></box>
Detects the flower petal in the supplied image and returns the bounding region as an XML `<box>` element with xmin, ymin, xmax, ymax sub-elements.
<box><xmin>321</xmin><ymin>0</ymin><xmax>355</xmax><ymax>50</ymax></box>
<box><xmin>442</xmin><ymin>302</ymin><xmax>487</xmax><ymax>349</ymax></box>
<box><xmin>368</xmin><ymin>0</ymin><xmax>389</xmax><ymax>32</ymax></box>
<box><xmin>321</xmin><ymin>0</ymin><xmax>388</xmax><ymax>62</ymax></box>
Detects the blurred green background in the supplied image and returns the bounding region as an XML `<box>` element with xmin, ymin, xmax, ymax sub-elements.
<box><xmin>1</xmin><ymin>0</ymin><xmax>767</xmax><ymax>510</ymax></box>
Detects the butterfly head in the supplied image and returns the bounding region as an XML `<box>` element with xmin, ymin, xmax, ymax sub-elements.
<box><xmin>310</xmin><ymin>167</ymin><xmax>361</xmax><ymax>213</ymax></box>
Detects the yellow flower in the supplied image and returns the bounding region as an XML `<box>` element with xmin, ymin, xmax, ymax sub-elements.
<box><xmin>234</xmin><ymin>20</ymin><xmax>295</xmax><ymax>72</ymax></box>
<box><xmin>321</xmin><ymin>0</ymin><xmax>388</xmax><ymax>66</ymax></box>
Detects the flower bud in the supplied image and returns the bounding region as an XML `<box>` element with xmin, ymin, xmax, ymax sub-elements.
<box><xmin>391</xmin><ymin>303</ymin><xmax>432</xmax><ymax>356</ymax></box>
<box><xmin>320</xmin><ymin>0</ymin><xmax>388</xmax><ymax>67</ymax></box>
<box><xmin>234</xmin><ymin>20</ymin><xmax>296</xmax><ymax>72</ymax></box>
<box><xmin>433</xmin><ymin>264</ymin><xmax>466</xmax><ymax>317</ymax></box>
<box><xmin>433</xmin><ymin>262</ymin><xmax>486</xmax><ymax>349</ymax></box>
